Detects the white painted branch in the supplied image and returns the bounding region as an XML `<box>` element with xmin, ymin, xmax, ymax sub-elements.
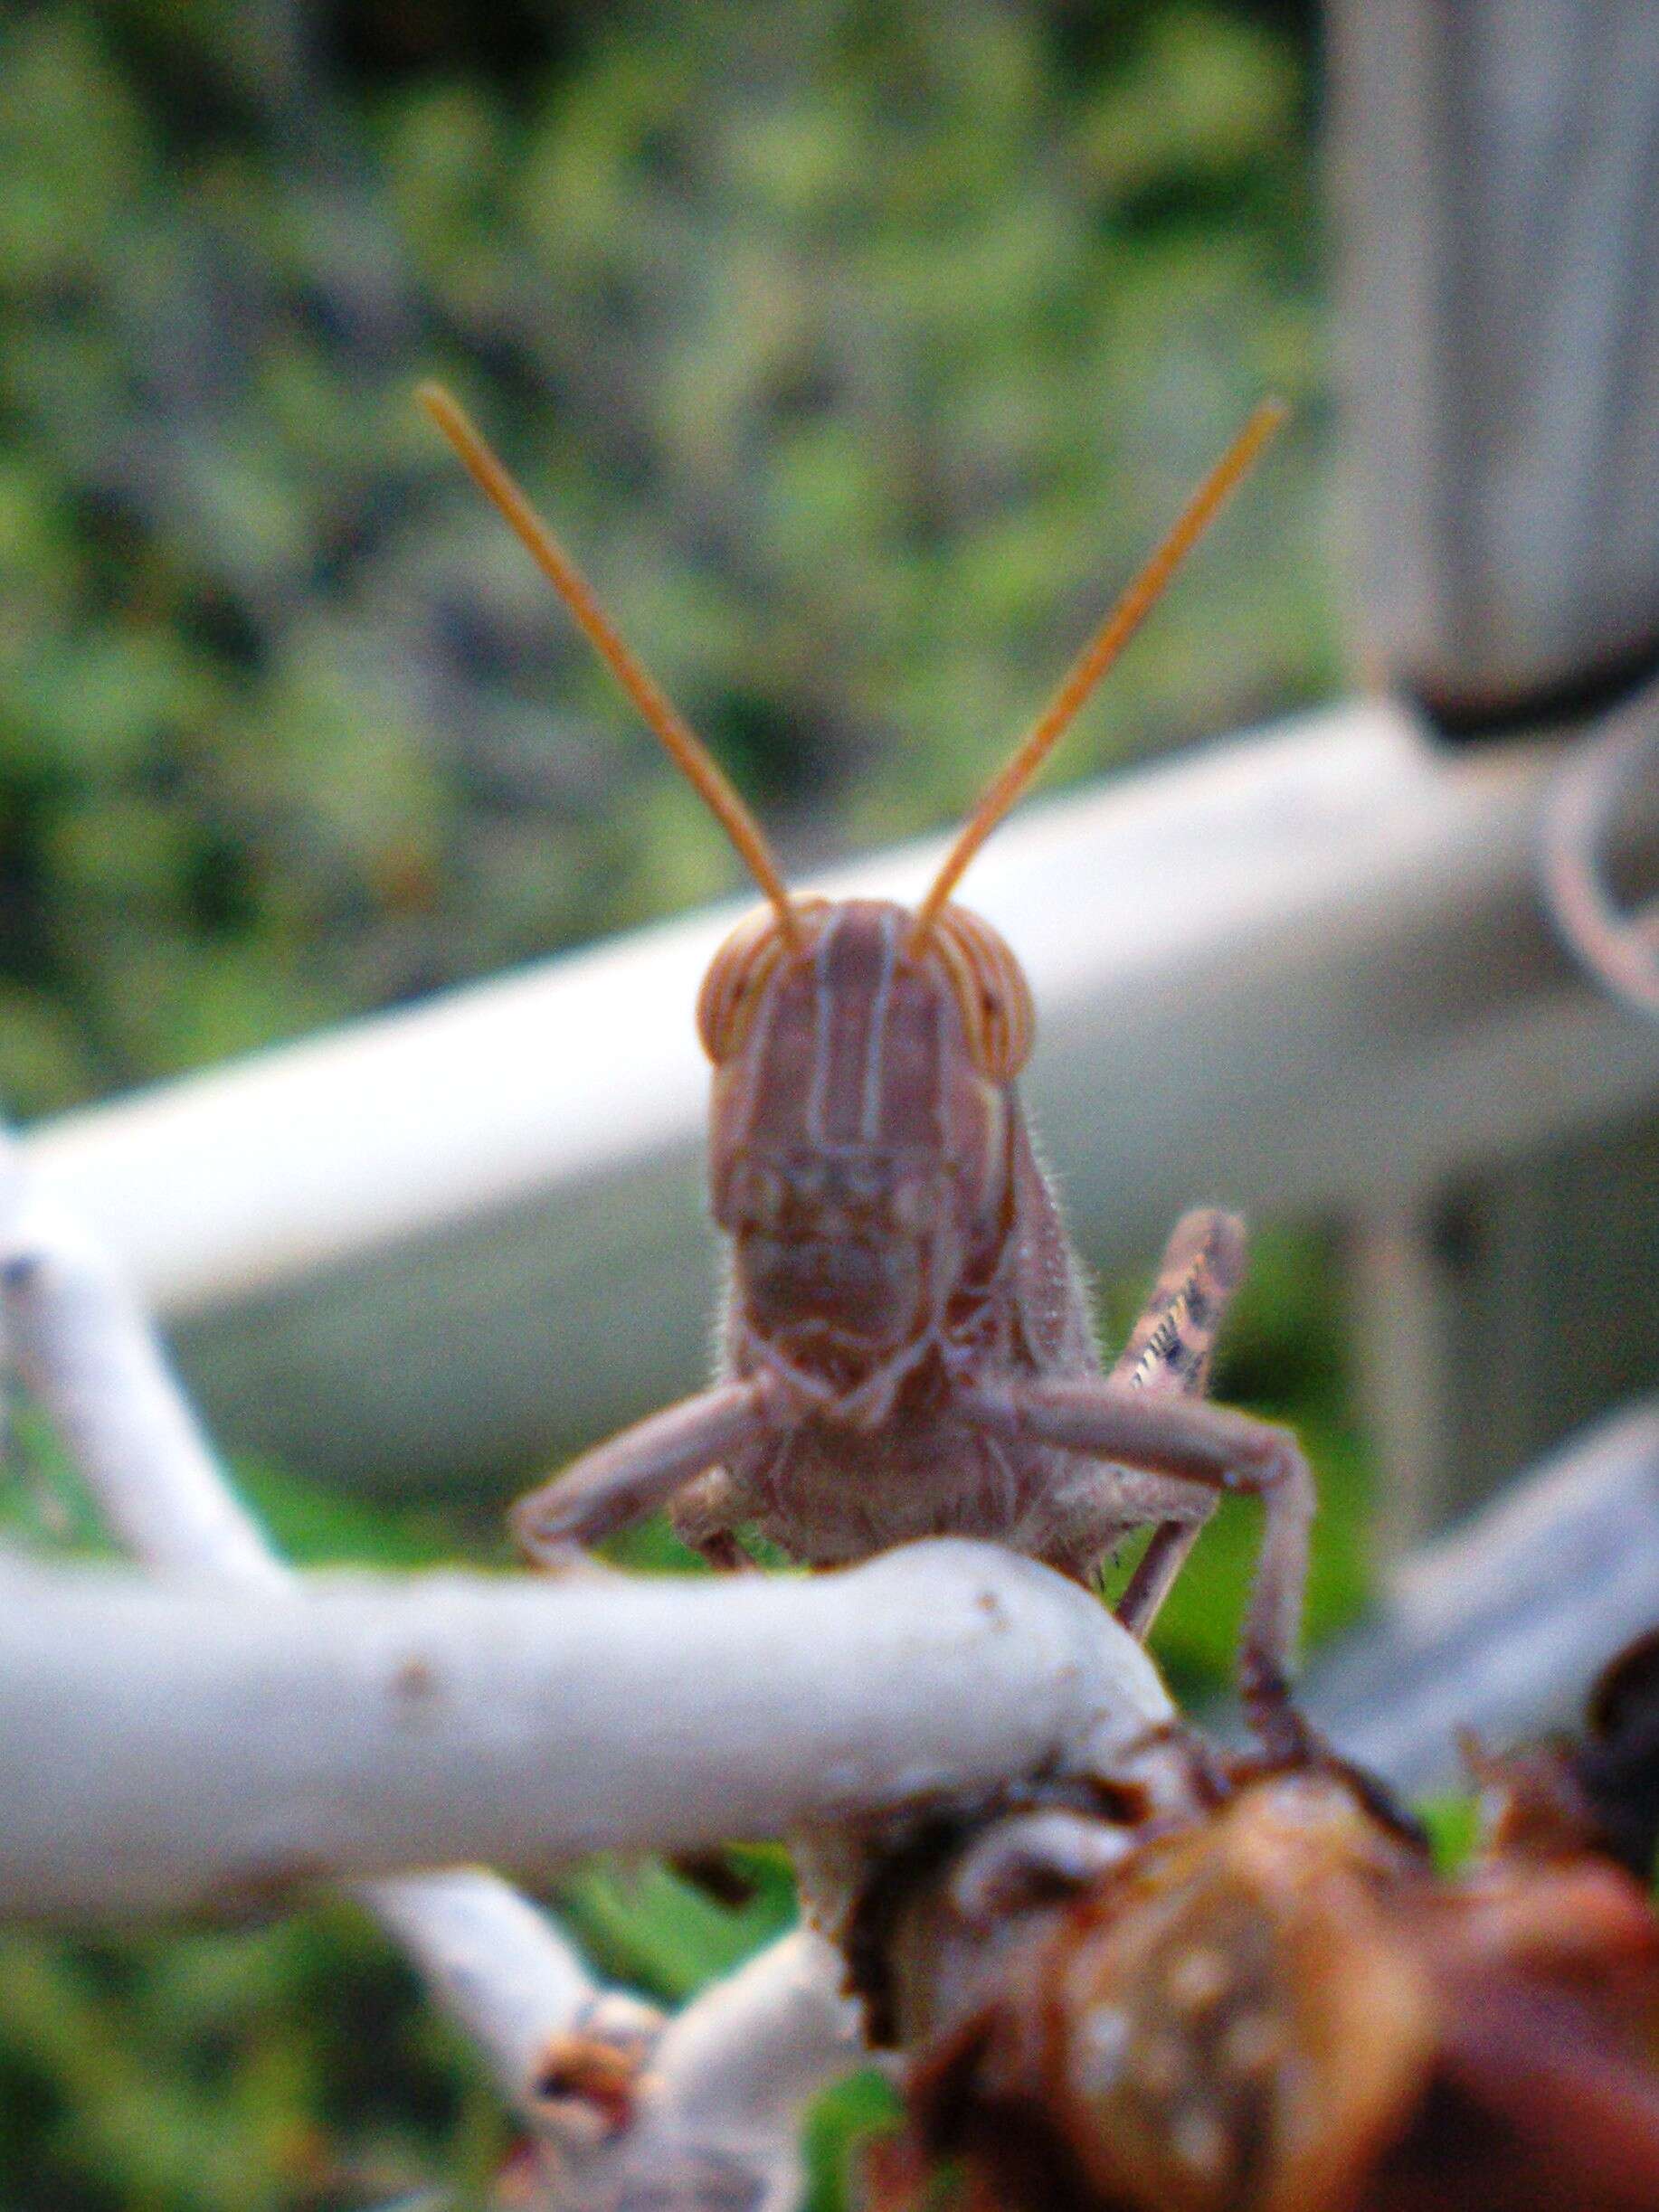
<box><xmin>0</xmin><ymin>1541</ymin><xmax>1170</xmax><ymax>1920</ymax></box>
<box><xmin>24</xmin><ymin>703</ymin><xmax>1659</xmax><ymax>1489</ymax></box>
<box><xmin>0</xmin><ymin>1176</ymin><xmax>619</xmax><ymax>2113</ymax></box>
<box><xmin>566</xmin><ymin>1932</ymin><xmax>865</xmax><ymax>2212</ymax></box>
<box><xmin>356</xmin><ymin>1872</ymin><xmax>612</xmax><ymax>2117</ymax></box>
<box><xmin>648</xmin><ymin>1930</ymin><xmax>864</xmax><ymax>2135</ymax></box>
<box><xmin>4</xmin><ymin>1197</ymin><xmax>289</xmax><ymax>1585</ymax></box>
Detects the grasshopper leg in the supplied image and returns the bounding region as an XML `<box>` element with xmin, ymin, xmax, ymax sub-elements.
<box><xmin>1107</xmin><ymin>1206</ymin><xmax>1247</xmax><ymax>1640</ymax></box>
<box><xmin>511</xmin><ymin>1376</ymin><xmax>783</xmax><ymax>1564</ymax></box>
<box><xmin>668</xmin><ymin>1467</ymin><xmax>762</xmax><ymax>1571</ymax></box>
<box><xmin>961</xmin><ymin>1375</ymin><xmax>1315</xmax><ymax>1759</ymax></box>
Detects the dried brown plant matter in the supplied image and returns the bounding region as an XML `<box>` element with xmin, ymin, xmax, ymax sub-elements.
<box><xmin>843</xmin><ymin>1644</ymin><xmax>1659</xmax><ymax>2212</ymax></box>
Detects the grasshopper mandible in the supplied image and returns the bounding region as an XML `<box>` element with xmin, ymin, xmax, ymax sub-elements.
<box><xmin>421</xmin><ymin>385</ymin><xmax>1313</xmax><ymax>1749</ymax></box>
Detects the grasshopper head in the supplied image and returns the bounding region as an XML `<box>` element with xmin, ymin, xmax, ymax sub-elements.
<box><xmin>700</xmin><ymin>895</ymin><xmax>1033</xmax><ymax>1362</ymax></box>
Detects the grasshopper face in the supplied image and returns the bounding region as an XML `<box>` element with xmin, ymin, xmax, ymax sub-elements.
<box><xmin>702</xmin><ymin>897</ymin><xmax>1029</xmax><ymax>1364</ymax></box>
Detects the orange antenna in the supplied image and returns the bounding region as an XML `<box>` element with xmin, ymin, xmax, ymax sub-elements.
<box><xmin>910</xmin><ymin>398</ymin><xmax>1287</xmax><ymax>950</ymax></box>
<box><xmin>418</xmin><ymin>383</ymin><xmax>801</xmax><ymax>950</ymax></box>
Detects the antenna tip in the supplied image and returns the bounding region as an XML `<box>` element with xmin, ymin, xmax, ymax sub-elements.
<box><xmin>415</xmin><ymin>380</ymin><xmax>465</xmax><ymax>436</ymax></box>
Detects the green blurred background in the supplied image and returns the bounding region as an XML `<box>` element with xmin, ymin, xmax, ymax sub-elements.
<box><xmin>0</xmin><ymin>2</ymin><xmax>1358</xmax><ymax>2205</ymax></box>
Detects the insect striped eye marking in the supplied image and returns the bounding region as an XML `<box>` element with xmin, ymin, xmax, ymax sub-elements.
<box><xmin>696</xmin><ymin>898</ymin><xmax>826</xmax><ymax>1063</ymax></box>
<box><xmin>696</xmin><ymin>907</ymin><xmax>790</xmax><ymax>1063</ymax></box>
<box><xmin>925</xmin><ymin>903</ymin><xmax>1036</xmax><ymax>1081</ymax></box>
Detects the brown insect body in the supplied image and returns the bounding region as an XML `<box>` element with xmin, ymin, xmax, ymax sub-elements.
<box><xmin>688</xmin><ymin>892</ymin><xmax>1107</xmax><ymax>1572</ymax></box>
<box><xmin>421</xmin><ymin>383</ymin><xmax>1314</xmax><ymax>1744</ymax></box>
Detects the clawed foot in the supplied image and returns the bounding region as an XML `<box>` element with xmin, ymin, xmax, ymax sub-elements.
<box><xmin>1241</xmin><ymin>1660</ymin><xmax>1328</xmax><ymax>1770</ymax></box>
<box><xmin>512</xmin><ymin>1517</ymin><xmax>616</xmax><ymax>1581</ymax></box>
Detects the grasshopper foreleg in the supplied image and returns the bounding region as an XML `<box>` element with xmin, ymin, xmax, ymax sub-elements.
<box><xmin>512</xmin><ymin>1376</ymin><xmax>784</xmax><ymax>1564</ymax></box>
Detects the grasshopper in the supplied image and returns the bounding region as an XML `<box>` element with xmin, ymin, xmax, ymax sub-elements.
<box><xmin>422</xmin><ymin>386</ymin><xmax>1313</xmax><ymax>1749</ymax></box>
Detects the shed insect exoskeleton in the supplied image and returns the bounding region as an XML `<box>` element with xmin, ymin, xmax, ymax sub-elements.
<box><xmin>421</xmin><ymin>384</ymin><xmax>1313</xmax><ymax>1751</ymax></box>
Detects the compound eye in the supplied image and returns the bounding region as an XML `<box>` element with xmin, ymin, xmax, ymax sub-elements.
<box><xmin>928</xmin><ymin>904</ymin><xmax>1036</xmax><ymax>1080</ymax></box>
<box><xmin>695</xmin><ymin>905</ymin><xmax>792</xmax><ymax>1063</ymax></box>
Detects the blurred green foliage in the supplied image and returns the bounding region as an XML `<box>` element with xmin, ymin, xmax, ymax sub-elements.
<box><xmin>0</xmin><ymin>0</ymin><xmax>1332</xmax><ymax>1116</ymax></box>
<box><xmin>0</xmin><ymin>1</ymin><xmax>1343</xmax><ymax>2205</ymax></box>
